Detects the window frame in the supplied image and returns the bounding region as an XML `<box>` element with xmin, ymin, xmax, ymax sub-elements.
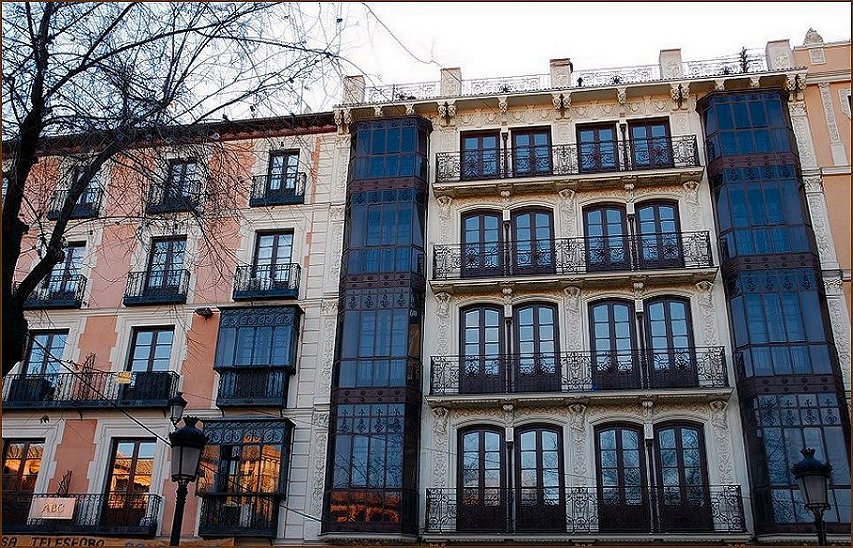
<box><xmin>2</xmin><ymin>438</ymin><xmax>45</xmax><ymax>494</ymax></box>
<box><xmin>511</xmin><ymin>127</ymin><xmax>553</xmax><ymax>176</ymax></box>
<box><xmin>23</xmin><ymin>330</ymin><xmax>68</xmax><ymax>376</ymax></box>
<box><xmin>266</xmin><ymin>150</ymin><xmax>300</xmax><ymax>192</ymax></box>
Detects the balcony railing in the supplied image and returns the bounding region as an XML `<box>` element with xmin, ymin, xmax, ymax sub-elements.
<box><xmin>47</xmin><ymin>188</ymin><xmax>104</xmax><ymax>220</ymax></box>
<box><xmin>198</xmin><ymin>493</ymin><xmax>281</xmax><ymax>538</ymax></box>
<box><xmin>424</xmin><ymin>486</ymin><xmax>746</xmax><ymax>535</ymax></box>
<box><xmin>435</xmin><ymin>136</ymin><xmax>700</xmax><ymax>183</ymax></box>
<box><xmin>2</xmin><ymin>492</ymin><xmax>162</xmax><ymax>537</ymax></box>
<box><xmin>215</xmin><ymin>367</ymin><xmax>291</xmax><ymax>407</ymax></box>
<box><xmin>433</xmin><ymin>232</ymin><xmax>713</xmax><ymax>281</ymax></box>
<box><xmin>22</xmin><ymin>274</ymin><xmax>87</xmax><ymax>309</ymax></box>
<box><xmin>123</xmin><ymin>269</ymin><xmax>190</xmax><ymax>306</ymax></box>
<box><xmin>323</xmin><ymin>488</ymin><xmax>418</xmax><ymax>535</ymax></box>
<box><xmin>347</xmin><ymin>50</ymin><xmax>769</xmax><ymax>105</ymax></box>
<box><xmin>146</xmin><ymin>184</ymin><xmax>202</xmax><ymax>214</ymax></box>
<box><xmin>249</xmin><ymin>173</ymin><xmax>306</xmax><ymax>207</ymax></box>
<box><xmin>233</xmin><ymin>264</ymin><xmax>300</xmax><ymax>300</ymax></box>
<box><xmin>2</xmin><ymin>371</ymin><xmax>179</xmax><ymax>409</ymax></box>
<box><xmin>430</xmin><ymin>348</ymin><xmax>728</xmax><ymax>396</ymax></box>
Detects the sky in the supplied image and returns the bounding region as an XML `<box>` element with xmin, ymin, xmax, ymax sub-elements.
<box><xmin>316</xmin><ymin>1</ymin><xmax>851</xmax><ymax>107</ymax></box>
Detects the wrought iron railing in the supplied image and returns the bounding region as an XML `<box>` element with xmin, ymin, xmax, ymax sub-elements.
<box><xmin>348</xmin><ymin>50</ymin><xmax>771</xmax><ymax>105</ymax></box>
<box><xmin>145</xmin><ymin>182</ymin><xmax>202</xmax><ymax>214</ymax></box>
<box><xmin>433</xmin><ymin>232</ymin><xmax>713</xmax><ymax>280</ymax></box>
<box><xmin>123</xmin><ymin>269</ymin><xmax>190</xmax><ymax>306</ymax></box>
<box><xmin>435</xmin><ymin>136</ymin><xmax>700</xmax><ymax>183</ymax></box>
<box><xmin>430</xmin><ymin>348</ymin><xmax>727</xmax><ymax>396</ymax></box>
<box><xmin>22</xmin><ymin>274</ymin><xmax>87</xmax><ymax>309</ymax></box>
<box><xmin>197</xmin><ymin>493</ymin><xmax>281</xmax><ymax>538</ymax></box>
<box><xmin>249</xmin><ymin>173</ymin><xmax>307</xmax><ymax>207</ymax></box>
<box><xmin>215</xmin><ymin>367</ymin><xmax>291</xmax><ymax>407</ymax></box>
<box><xmin>1</xmin><ymin>492</ymin><xmax>162</xmax><ymax>536</ymax></box>
<box><xmin>424</xmin><ymin>485</ymin><xmax>746</xmax><ymax>535</ymax></box>
<box><xmin>2</xmin><ymin>371</ymin><xmax>179</xmax><ymax>409</ymax></box>
<box><xmin>47</xmin><ymin>188</ymin><xmax>104</xmax><ymax>220</ymax></box>
<box><xmin>322</xmin><ymin>488</ymin><xmax>418</xmax><ymax>535</ymax></box>
<box><xmin>233</xmin><ymin>264</ymin><xmax>300</xmax><ymax>300</ymax></box>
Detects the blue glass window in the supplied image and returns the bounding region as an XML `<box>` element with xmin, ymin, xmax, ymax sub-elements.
<box><xmin>214</xmin><ymin>307</ymin><xmax>301</xmax><ymax>369</ymax></box>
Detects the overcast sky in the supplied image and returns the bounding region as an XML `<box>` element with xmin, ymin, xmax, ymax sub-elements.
<box><xmin>322</xmin><ymin>1</ymin><xmax>850</xmax><ymax>104</ymax></box>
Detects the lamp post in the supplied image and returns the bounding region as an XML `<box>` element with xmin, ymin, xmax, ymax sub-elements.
<box><xmin>792</xmin><ymin>448</ymin><xmax>832</xmax><ymax>546</ymax></box>
<box><xmin>168</xmin><ymin>416</ymin><xmax>206</xmax><ymax>547</ymax></box>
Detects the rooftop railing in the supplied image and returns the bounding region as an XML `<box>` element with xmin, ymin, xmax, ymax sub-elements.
<box><xmin>346</xmin><ymin>50</ymin><xmax>771</xmax><ymax>105</ymax></box>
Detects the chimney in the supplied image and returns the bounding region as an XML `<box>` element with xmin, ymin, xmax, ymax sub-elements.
<box><xmin>343</xmin><ymin>75</ymin><xmax>365</xmax><ymax>104</ymax></box>
<box><xmin>549</xmin><ymin>58</ymin><xmax>573</xmax><ymax>88</ymax></box>
<box><xmin>765</xmin><ymin>40</ymin><xmax>793</xmax><ymax>70</ymax></box>
<box><xmin>658</xmin><ymin>49</ymin><xmax>684</xmax><ymax>79</ymax></box>
<box><xmin>440</xmin><ymin>68</ymin><xmax>462</xmax><ymax>96</ymax></box>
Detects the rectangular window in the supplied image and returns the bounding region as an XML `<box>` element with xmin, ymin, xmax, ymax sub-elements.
<box><xmin>267</xmin><ymin>152</ymin><xmax>299</xmax><ymax>191</ymax></box>
<box><xmin>166</xmin><ymin>159</ymin><xmax>198</xmax><ymax>198</ymax></box>
<box><xmin>2</xmin><ymin>439</ymin><xmax>44</xmax><ymax>493</ymax></box>
<box><xmin>214</xmin><ymin>307</ymin><xmax>301</xmax><ymax>369</ymax></box>
<box><xmin>461</xmin><ymin>131</ymin><xmax>501</xmax><ymax>180</ymax></box>
<box><xmin>23</xmin><ymin>331</ymin><xmax>68</xmax><ymax>375</ymax></box>
<box><xmin>146</xmin><ymin>237</ymin><xmax>186</xmax><ymax>289</ymax></box>
<box><xmin>628</xmin><ymin>120</ymin><xmax>672</xmax><ymax>169</ymax></box>
<box><xmin>71</xmin><ymin>166</ymin><xmax>101</xmax><ymax>204</ymax></box>
<box><xmin>512</xmin><ymin>128</ymin><xmax>552</xmax><ymax>176</ymax></box>
<box><xmin>127</xmin><ymin>327</ymin><xmax>174</xmax><ymax>372</ymax></box>
<box><xmin>253</xmin><ymin>232</ymin><xmax>294</xmax><ymax>281</ymax></box>
<box><xmin>44</xmin><ymin>242</ymin><xmax>85</xmax><ymax>295</ymax></box>
<box><xmin>332</xmin><ymin>404</ymin><xmax>404</xmax><ymax>489</ymax></box>
<box><xmin>577</xmin><ymin>124</ymin><xmax>618</xmax><ymax>172</ymax></box>
<box><xmin>2</xmin><ymin>439</ymin><xmax>45</xmax><ymax>527</ymax></box>
<box><xmin>102</xmin><ymin>439</ymin><xmax>156</xmax><ymax>526</ymax></box>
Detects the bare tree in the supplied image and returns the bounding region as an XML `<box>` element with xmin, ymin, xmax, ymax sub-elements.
<box><xmin>1</xmin><ymin>2</ymin><xmax>348</xmax><ymax>375</ymax></box>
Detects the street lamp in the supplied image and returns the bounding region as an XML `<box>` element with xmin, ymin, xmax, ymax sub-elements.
<box><xmin>169</xmin><ymin>391</ymin><xmax>187</xmax><ymax>426</ymax></box>
<box><xmin>791</xmin><ymin>448</ymin><xmax>832</xmax><ymax>546</ymax></box>
<box><xmin>168</xmin><ymin>416</ymin><xmax>206</xmax><ymax>547</ymax></box>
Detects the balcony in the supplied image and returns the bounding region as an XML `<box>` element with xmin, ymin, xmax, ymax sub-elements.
<box><xmin>432</xmin><ymin>232</ymin><xmax>714</xmax><ymax>292</ymax></box>
<box><xmin>2</xmin><ymin>492</ymin><xmax>162</xmax><ymax>537</ymax></box>
<box><xmin>123</xmin><ymin>269</ymin><xmax>190</xmax><ymax>306</ymax></box>
<box><xmin>22</xmin><ymin>274</ymin><xmax>87</xmax><ymax>309</ymax></box>
<box><xmin>233</xmin><ymin>264</ymin><xmax>300</xmax><ymax>300</ymax></box>
<box><xmin>145</xmin><ymin>185</ymin><xmax>201</xmax><ymax>214</ymax></box>
<box><xmin>423</xmin><ymin>486</ymin><xmax>746</xmax><ymax>538</ymax></box>
<box><xmin>215</xmin><ymin>367</ymin><xmax>291</xmax><ymax>407</ymax></box>
<box><xmin>198</xmin><ymin>493</ymin><xmax>281</xmax><ymax>538</ymax></box>
<box><xmin>433</xmin><ymin>136</ymin><xmax>702</xmax><ymax>196</ymax></box>
<box><xmin>429</xmin><ymin>348</ymin><xmax>728</xmax><ymax>405</ymax></box>
<box><xmin>46</xmin><ymin>188</ymin><xmax>103</xmax><ymax>220</ymax></box>
<box><xmin>2</xmin><ymin>371</ymin><xmax>179</xmax><ymax>410</ymax></box>
<box><xmin>249</xmin><ymin>173</ymin><xmax>306</xmax><ymax>207</ymax></box>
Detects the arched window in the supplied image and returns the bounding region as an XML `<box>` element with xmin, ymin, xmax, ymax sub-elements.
<box><xmin>589</xmin><ymin>300</ymin><xmax>639</xmax><ymax>390</ymax></box>
<box><xmin>595</xmin><ymin>423</ymin><xmax>649</xmax><ymax>532</ymax></box>
<box><xmin>512</xmin><ymin>209</ymin><xmax>555</xmax><ymax>274</ymax></box>
<box><xmin>459</xmin><ymin>305</ymin><xmax>505</xmax><ymax>394</ymax></box>
<box><xmin>584</xmin><ymin>205</ymin><xmax>628</xmax><ymax>271</ymax></box>
<box><xmin>457</xmin><ymin>427</ymin><xmax>506</xmax><ymax>532</ymax></box>
<box><xmin>653</xmin><ymin>422</ymin><xmax>712</xmax><ymax>532</ymax></box>
<box><xmin>644</xmin><ymin>297</ymin><xmax>698</xmax><ymax>388</ymax></box>
<box><xmin>462</xmin><ymin>211</ymin><xmax>502</xmax><ymax>277</ymax></box>
<box><xmin>635</xmin><ymin>201</ymin><xmax>683</xmax><ymax>269</ymax></box>
<box><xmin>515</xmin><ymin>425</ymin><xmax>565</xmax><ymax>532</ymax></box>
<box><xmin>514</xmin><ymin>303</ymin><xmax>560</xmax><ymax>391</ymax></box>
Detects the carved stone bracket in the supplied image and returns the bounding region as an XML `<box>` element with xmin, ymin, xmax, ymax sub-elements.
<box><xmin>749</xmin><ymin>75</ymin><xmax>761</xmax><ymax>89</ymax></box>
<box><xmin>310</xmin><ymin>410</ymin><xmax>330</xmax><ymax>515</ymax></box>
<box><xmin>437</xmin><ymin>100</ymin><xmax>457</xmax><ymax>125</ymax></box>
<box><xmin>641</xmin><ymin>400</ymin><xmax>654</xmax><ymax>439</ymax></box>
<box><xmin>333</xmin><ymin>109</ymin><xmax>352</xmax><ymax>134</ymax></box>
<box><xmin>709</xmin><ymin>400</ymin><xmax>735</xmax><ymax>484</ymax></box>
<box><xmin>670</xmin><ymin>83</ymin><xmax>689</xmax><ymax>110</ymax></box>
<box><xmin>695</xmin><ymin>280</ymin><xmax>720</xmax><ymax>347</ymax></box>
<box><xmin>436</xmin><ymin>195</ymin><xmax>453</xmax><ymax>243</ymax></box>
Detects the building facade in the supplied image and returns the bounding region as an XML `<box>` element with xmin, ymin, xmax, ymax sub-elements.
<box><xmin>2</xmin><ymin>33</ymin><xmax>850</xmax><ymax>545</ymax></box>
